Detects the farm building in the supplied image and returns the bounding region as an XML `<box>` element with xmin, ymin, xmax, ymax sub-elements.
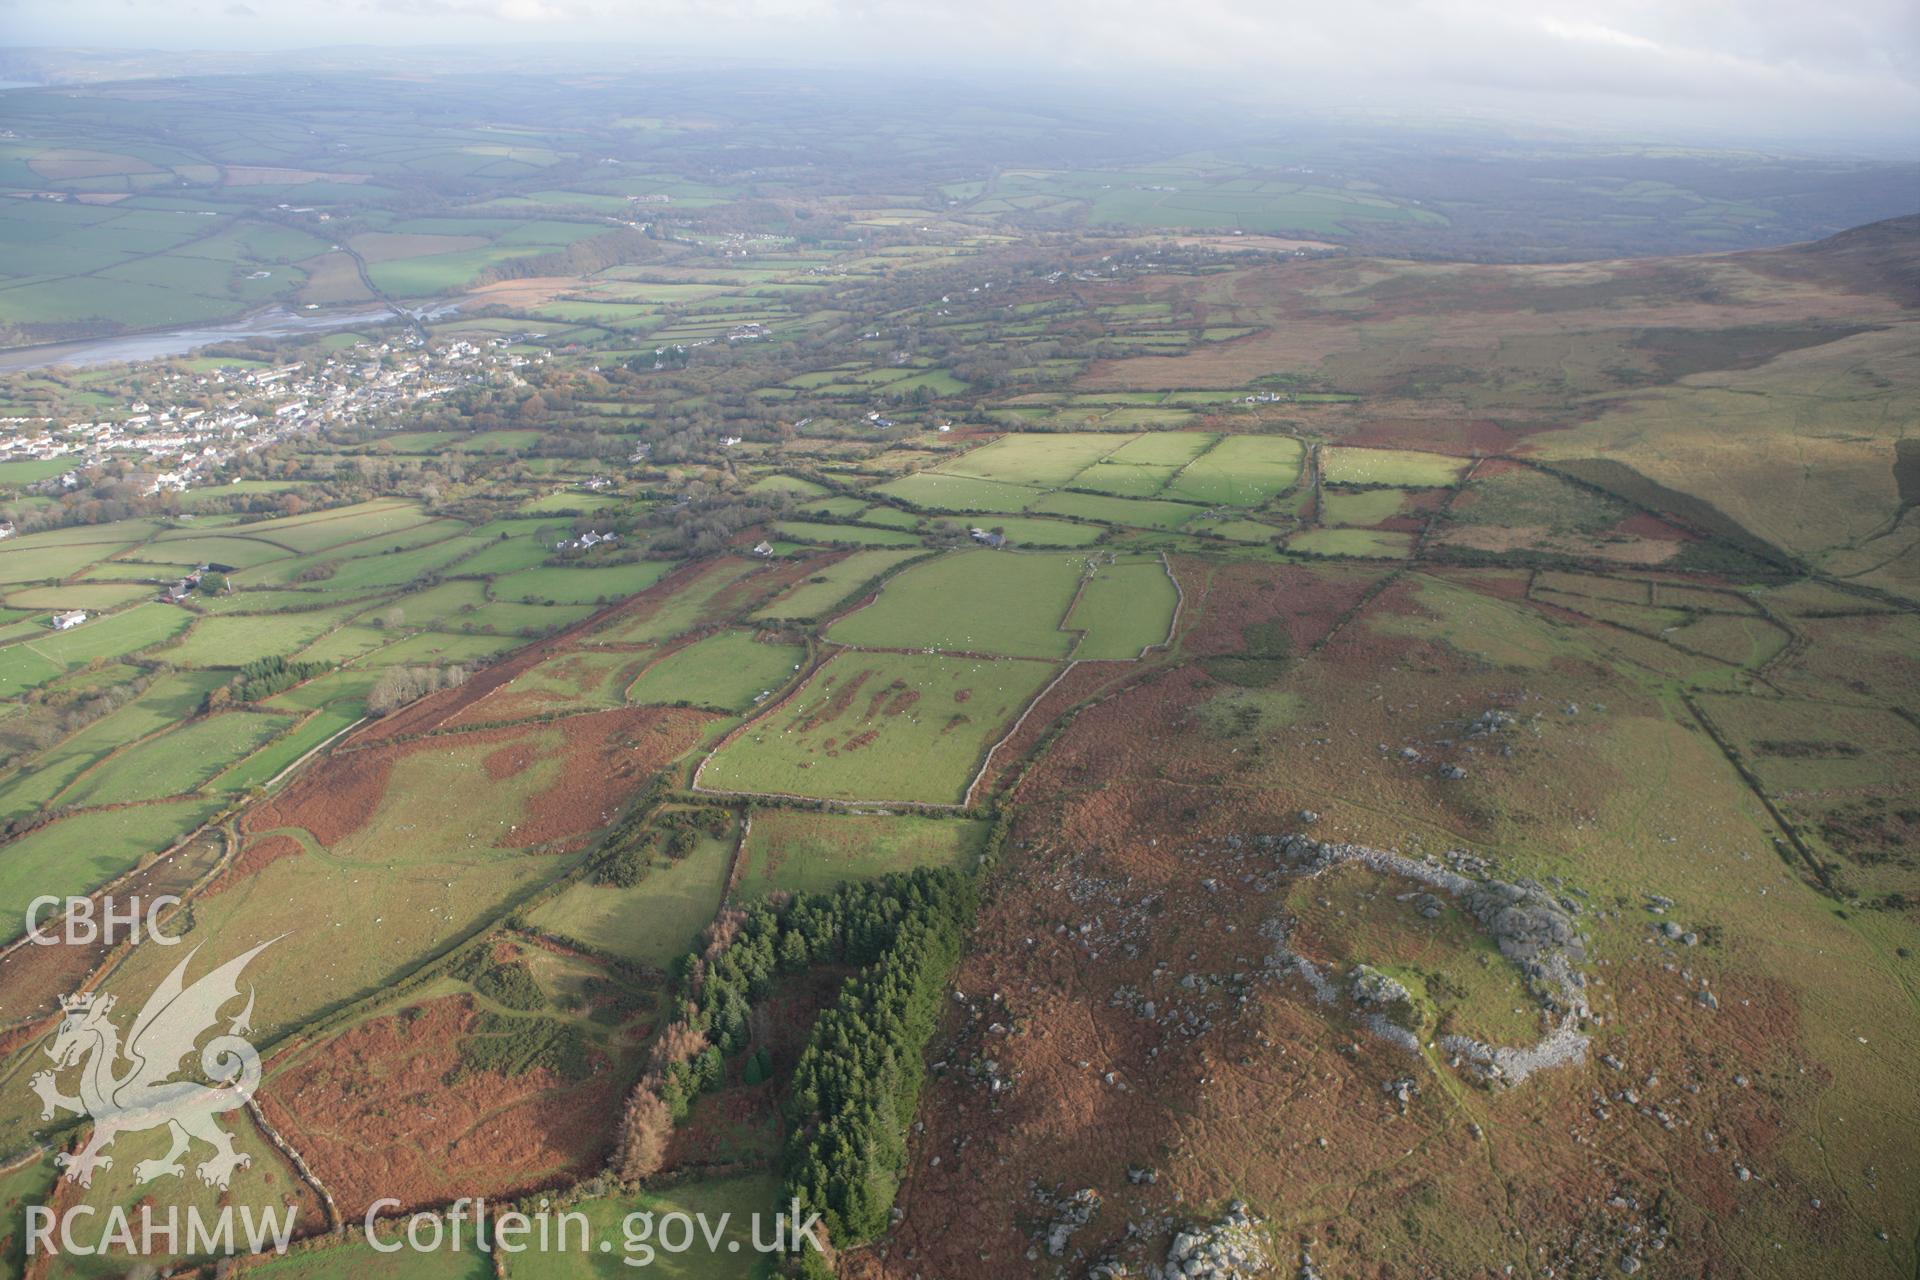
<box><xmin>556</xmin><ymin>530</ymin><xmax>618</xmax><ymax>551</ymax></box>
<box><xmin>50</xmin><ymin>610</ymin><xmax>87</xmax><ymax>630</ymax></box>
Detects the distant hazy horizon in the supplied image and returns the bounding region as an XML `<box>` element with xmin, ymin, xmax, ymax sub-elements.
<box><xmin>2</xmin><ymin>0</ymin><xmax>1916</xmax><ymax>159</ymax></box>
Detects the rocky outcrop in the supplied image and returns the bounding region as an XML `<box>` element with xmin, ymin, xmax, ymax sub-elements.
<box><xmin>1151</xmin><ymin>1201</ymin><xmax>1271</xmax><ymax>1279</ymax></box>
<box><xmin>1268</xmin><ymin>834</ymin><xmax>1592</xmax><ymax>1087</ymax></box>
<box><xmin>1047</xmin><ymin>1187</ymin><xmax>1101</xmax><ymax>1258</ymax></box>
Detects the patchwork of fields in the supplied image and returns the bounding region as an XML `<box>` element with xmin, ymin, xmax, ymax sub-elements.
<box><xmin>0</xmin><ymin>498</ymin><xmax>689</xmax><ymax>946</ymax></box>
<box><xmin>0</xmin><ymin>85</ymin><xmax>1911</xmax><ymax>1280</ymax></box>
<box><xmin>873</xmin><ymin>430</ymin><xmax>1304</xmax><ymax>518</ymax></box>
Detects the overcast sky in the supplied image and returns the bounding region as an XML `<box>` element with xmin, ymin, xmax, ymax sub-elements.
<box><xmin>5</xmin><ymin>0</ymin><xmax>1917</xmax><ymax>153</ymax></box>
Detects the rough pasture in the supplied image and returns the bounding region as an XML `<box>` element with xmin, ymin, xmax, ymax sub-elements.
<box><xmin>698</xmin><ymin>650</ymin><xmax>1058</xmax><ymax>805</ymax></box>
<box><xmin>529</xmin><ymin>822</ymin><xmax>734</xmax><ymax>967</ymax></box>
<box><xmin>261</xmin><ymin>988</ymin><xmax>636</xmax><ymax>1216</ymax></box>
<box><xmin>100</xmin><ymin>706</ymin><xmax>715</xmax><ymax>1042</ymax></box>
<box><xmin>867</xmin><ymin>563</ymin><xmax>1863</xmax><ymax>1278</ymax></box>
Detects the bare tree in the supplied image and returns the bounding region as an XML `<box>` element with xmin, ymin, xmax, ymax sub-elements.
<box><xmin>613</xmin><ymin>1082</ymin><xmax>672</xmax><ymax>1181</ymax></box>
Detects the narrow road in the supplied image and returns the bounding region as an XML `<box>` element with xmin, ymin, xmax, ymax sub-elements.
<box><xmin>338</xmin><ymin>242</ymin><xmax>430</xmax><ymax>343</ymax></box>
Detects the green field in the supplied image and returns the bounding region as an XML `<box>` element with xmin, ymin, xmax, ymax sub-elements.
<box><xmin>529</xmin><ymin>825</ymin><xmax>733</xmax><ymax>968</ymax></box>
<box><xmin>944</xmin><ymin>432</ymin><xmax>1127</xmax><ymax>485</ymax></box>
<box><xmin>827</xmin><ymin>550</ymin><xmax>1085</xmax><ymax>658</ymax></box>
<box><xmin>212</xmin><ymin>704</ymin><xmax>364</xmax><ymax>790</ymax></box>
<box><xmin>1164</xmin><ymin>435</ymin><xmax>1304</xmax><ymax>506</ymax></box>
<box><xmin>1194</xmin><ymin>517</ymin><xmax>1285</xmax><ymax>543</ymax></box>
<box><xmin>1321</xmin><ymin>488</ymin><xmax>1410</xmax><ymax>525</ymax></box>
<box><xmin>518</xmin><ymin>490</ymin><xmax>625</xmax><ymax>514</ymax></box>
<box><xmin>1070</xmin><ymin>459</ymin><xmax>1181</xmax><ymax>497</ymax></box>
<box><xmin>0</xmin><ymin>457</ymin><xmax>71</xmax><ymax>485</ymax></box>
<box><xmin>1104</xmin><ymin>431</ymin><xmax>1218</xmax><ymax>466</ymax></box>
<box><xmin>586</xmin><ymin>559</ymin><xmax>761</xmax><ymax>646</ymax></box>
<box><xmin>492</xmin><ymin>561</ymin><xmax>674</xmax><ymax>604</ymax></box>
<box><xmin>499</xmin><ymin>1174</ymin><xmax>780</xmax><ymax>1279</ymax></box>
<box><xmin>96</xmin><ymin>730</ymin><xmax>601</xmax><ymax>1043</ymax></box>
<box><xmin>382</xmin><ymin>578</ymin><xmax>493</xmax><ymax>628</ymax></box>
<box><xmin>733</xmin><ymin>809</ymin><xmax>986</xmax><ymax>900</ymax></box>
<box><xmin>0</xmin><ymin>798</ymin><xmax>223</xmax><ymax>938</ymax></box>
<box><xmin>455</xmin><ymin>530</ymin><xmax>571</xmax><ymax>575</ymax></box>
<box><xmin>200</xmin><ymin>500</ymin><xmax>436</xmax><ymax>553</ymax></box>
<box><xmin>133</xmin><ymin>533</ymin><xmax>293</xmax><ymax>568</ymax></box>
<box><xmin>1067</xmin><ymin>557</ymin><xmax>1179</xmax><ymax>658</ymax></box>
<box><xmin>487</xmin><ymin>647</ymin><xmax>654</xmax><ymax>716</ymax></box>
<box><xmin>949</xmin><ymin>515</ymin><xmax>1105</xmax><ymax>546</ymax></box>
<box><xmin>872</xmin><ymin>473</ymin><xmax>1043</xmax><ymax>512</ymax></box>
<box><xmin>240</xmin><ymin>537</ymin><xmax>475</xmax><ymax>592</ymax></box>
<box><xmin>0</xmin><ymin>670</ymin><xmax>221</xmax><ymax>819</ymax></box>
<box><xmin>0</xmin><ymin>604</ymin><xmax>191</xmax><ymax>695</ymax></box>
<box><xmin>699</xmin><ymin>650</ymin><xmax>1057</xmax><ymax>804</ymax></box>
<box><xmin>160</xmin><ymin>605</ymin><xmax>364</xmax><ymax>667</ymax></box>
<box><xmin>772</xmin><ymin>521</ymin><xmax>923</xmax><ymax>547</ymax></box>
<box><xmin>237</xmin><ymin>1237</ymin><xmax>491</xmax><ymax>1280</ymax></box>
<box><xmin>747</xmin><ymin>473</ymin><xmax>828</xmax><ymax>496</ymax></box>
<box><xmin>1321</xmin><ymin>447</ymin><xmax>1467</xmax><ymax>487</ymax></box>
<box><xmin>459</xmin><ymin>599</ymin><xmax>596</xmax><ymax>635</ymax></box>
<box><xmin>797</xmin><ymin>496</ymin><xmax>871</xmax><ymax>519</ymax></box>
<box><xmin>3</xmin><ymin>580</ymin><xmax>157</xmax><ymax>611</ymax></box>
<box><xmin>1289</xmin><ymin>527</ymin><xmax>1416</xmax><ymax>557</ymax></box>
<box><xmin>359</xmin><ymin>629</ymin><xmax>523</xmax><ymax>666</ymax></box>
<box><xmin>749</xmin><ymin>548</ymin><xmax>926</xmax><ymax>622</ymax></box>
<box><xmin>1027</xmin><ymin>491</ymin><xmax>1202</xmax><ymax>529</ymax></box>
<box><xmin>625</xmin><ymin>631</ymin><xmax>806</xmax><ymax>711</ymax></box>
<box><xmin>57</xmin><ymin>708</ymin><xmax>294</xmax><ymax>806</ymax></box>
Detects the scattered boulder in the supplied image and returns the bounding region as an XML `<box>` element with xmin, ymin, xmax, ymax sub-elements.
<box><xmin>1047</xmin><ymin>1188</ymin><xmax>1101</xmax><ymax>1257</ymax></box>
<box><xmin>1383</xmin><ymin>1077</ymin><xmax>1420</xmax><ymax>1111</ymax></box>
<box><xmin>1152</xmin><ymin>1201</ymin><xmax>1269</xmax><ymax>1280</ymax></box>
<box><xmin>1467</xmin><ymin>708</ymin><xmax>1518</xmax><ymax>736</ymax></box>
<box><xmin>1349</xmin><ymin>965</ymin><xmax>1412</xmax><ymax>1010</ymax></box>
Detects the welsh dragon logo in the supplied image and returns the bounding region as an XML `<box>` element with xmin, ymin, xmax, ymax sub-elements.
<box><xmin>30</xmin><ymin>939</ymin><xmax>275</xmax><ymax>1190</ymax></box>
